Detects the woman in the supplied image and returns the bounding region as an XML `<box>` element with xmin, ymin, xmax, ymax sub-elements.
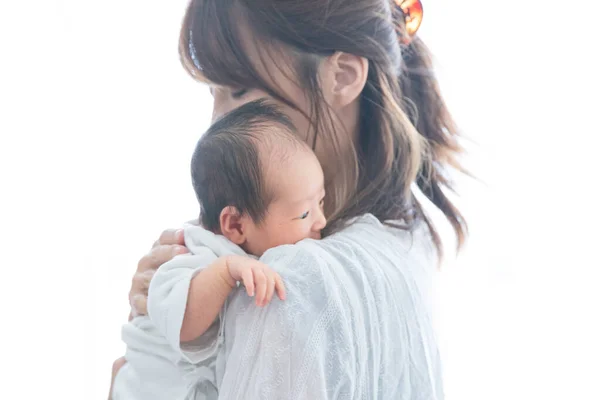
<box><xmin>114</xmin><ymin>0</ymin><xmax>467</xmax><ymax>398</ymax></box>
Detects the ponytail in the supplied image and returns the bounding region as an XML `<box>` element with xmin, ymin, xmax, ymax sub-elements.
<box><xmin>398</xmin><ymin>32</ymin><xmax>468</xmax><ymax>255</ymax></box>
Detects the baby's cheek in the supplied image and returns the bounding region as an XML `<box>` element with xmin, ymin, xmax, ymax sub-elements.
<box><xmin>287</xmin><ymin>224</ymin><xmax>313</xmax><ymax>244</ymax></box>
<box><xmin>264</xmin><ymin>223</ymin><xmax>311</xmax><ymax>249</ymax></box>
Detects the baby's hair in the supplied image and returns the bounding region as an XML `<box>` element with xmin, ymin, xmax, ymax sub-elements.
<box><xmin>191</xmin><ymin>99</ymin><xmax>307</xmax><ymax>232</ymax></box>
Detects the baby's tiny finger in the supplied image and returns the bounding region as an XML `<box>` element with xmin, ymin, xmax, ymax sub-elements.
<box><xmin>242</xmin><ymin>268</ymin><xmax>255</xmax><ymax>297</ymax></box>
<box><xmin>265</xmin><ymin>273</ymin><xmax>276</xmax><ymax>305</ymax></box>
<box><xmin>253</xmin><ymin>269</ymin><xmax>267</xmax><ymax>306</ymax></box>
<box><xmin>275</xmin><ymin>274</ymin><xmax>286</xmax><ymax>300</ymax></box>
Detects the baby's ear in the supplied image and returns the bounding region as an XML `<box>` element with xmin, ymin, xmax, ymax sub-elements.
<box><xmin>219</xmin><ymin>206</ymin><xmax>247</xmax><ymax>245</ymax></box>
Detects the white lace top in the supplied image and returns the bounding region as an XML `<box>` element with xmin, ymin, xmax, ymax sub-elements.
<box><xmin>212</xmin><ymin>214</ymin><xmax>443</xmax><ymax>399</ymax></box>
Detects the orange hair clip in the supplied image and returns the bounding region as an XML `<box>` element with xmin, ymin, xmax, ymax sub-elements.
<box><xmin>395</xmin><ymin>0</ymin><xmax>424</xmax><ymax>43</ymax></box>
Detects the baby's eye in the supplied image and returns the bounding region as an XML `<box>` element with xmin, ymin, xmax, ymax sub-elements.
<box><xmin>299</xmin><ymin>211</ymin><xmax>310</xmax><ymax>220</ymax></box>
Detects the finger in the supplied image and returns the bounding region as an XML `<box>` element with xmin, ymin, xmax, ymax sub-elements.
<box><xmin>274</xmin><ymin>274</ymin><xmax>286</xmax><ymax>301</ymax></box>
<box><xmin>137</xmin><ymin>244</ymin><xmax>187</xmax><ymax>274</ymax></box>
<box><xmin>264</xmin><ymin>272</ymin><xmax>276</xmax><ymax>305</ymax></box>
<box><xmin>129</xmin><ymin>270</ymin><xmax>154</xmax><ymax>305</ymax></box>
<box><xmin>242</xmin><ymin>268</ymin><xmax>255</xmax><ymax>297</ymax></box>
<box><xmin>253</xmin><ymin>269</ymin><xmax>268</xmax><ymax>307</ymax></box>
<box><xmin>129</xmin><ymin>270</ymin><xmax>153</xmax><ymax>317</ymax></box>
<box><xmin>130</xmin><ymin>294</ymin><xmax>148</xmax><ymax>317</ymax></box>
<box><xmin>157</xmin><ymin>229</ymin><xmax>186</xmax><ymax>247</ymax></box>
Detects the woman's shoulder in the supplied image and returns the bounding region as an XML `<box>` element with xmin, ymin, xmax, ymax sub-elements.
<box><xmin>262</xmin><ymin>214</ymin><xmax>432</xmax><ymax>265</ymax></box>
<box><xmin>221</xmin><ymin>223</ymin><xmax>440</xmax><ymax>398</ymax></box>
<box><xmin>244</xmin><ymin>213</ymin><xmax>437</xmax><ymax>341</ymax></box>
<box><xmin>260</xmin><ymin>213</ymin><xmax>435</xmax><ymax>289</ymax></box>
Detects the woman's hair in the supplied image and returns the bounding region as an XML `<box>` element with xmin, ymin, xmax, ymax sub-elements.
<box><xmin>192</xmin><ymin>99</ymin><xmax>305</xmax><ymax>232</ymax></box>
<box><xmin>179</xmin><ymin>0</ymin><xmax>467</xmax><ymax>259</ymax></box>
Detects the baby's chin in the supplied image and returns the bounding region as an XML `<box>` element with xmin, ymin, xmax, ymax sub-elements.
<box><xmin>295</xmin><ymin>232</ymin><xmax>321</xmax><ymax>243</ymax></box>
<box><xmin>250</xmin><ymin>232</ymin><xmax>323</xmax><ymax>256</ymax></box>
<box><xmin>309</xmin><ymin>232</ymin><xmax>322</xmax><ymax>240</ymax></box>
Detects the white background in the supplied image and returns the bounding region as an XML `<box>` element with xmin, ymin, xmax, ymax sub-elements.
<box><xmin>1</xmin><ymin>1</ymin><xmax>599</xmax><ymax>399</ymax></box>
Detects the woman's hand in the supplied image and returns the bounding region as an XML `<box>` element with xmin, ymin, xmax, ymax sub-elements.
<box><xmin>129</xmin><ymin>229</ymin><xmax>189</xmax><ymax>318</ymax></box>
<box><xmin>108</xmin><ymin>357</ymin><xmax>127</xmax><ymax>400</ymax></box>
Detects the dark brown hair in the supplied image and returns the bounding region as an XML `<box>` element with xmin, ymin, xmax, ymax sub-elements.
<box><xmin>180</xmin><ymin>0</ymin><xmax>467</xmax><ymax>258</ymax></box>
<box><xmin>191</xmin><ymin>99</ymin><xmax>303</xmax><ymax>232</ymax></box>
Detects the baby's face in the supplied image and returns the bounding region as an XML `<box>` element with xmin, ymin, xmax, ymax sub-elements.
<box><xmin>243</xmin><ymin>148</ymin><xmax>326</xmax><ymax>256</ymax></box>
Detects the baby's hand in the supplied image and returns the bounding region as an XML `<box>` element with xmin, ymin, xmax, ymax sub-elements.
<box><xmin>225</xmin><ymin>255</ymin><xmax>286</xmax><ymax>307</ymax></box>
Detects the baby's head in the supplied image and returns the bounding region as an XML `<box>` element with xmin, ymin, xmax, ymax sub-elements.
<box><xmin>192</xmin><ymin>100</ymin><xmax>326</xmax><ymax>256</ymax></box>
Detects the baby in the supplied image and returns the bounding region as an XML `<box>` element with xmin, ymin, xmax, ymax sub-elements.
<box><xmin>188</xmin><ymin>98</ymin><xmax>326</xmax><ymax>305</ymax></box>
<box><xmin>112</xmin><ymin>100</ymin><xmax>326</xmax><ymax>400</ymax></box>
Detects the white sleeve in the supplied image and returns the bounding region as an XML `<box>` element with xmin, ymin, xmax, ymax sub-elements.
<box><xmin>216</xmin><ymin>244</ymin><xmax>347</xmax><ymax>399</ymax></box>
<box><xmin>147</xmin><ymin>247</ymin><xmax>222</xmax><ymax>364</ymax></box>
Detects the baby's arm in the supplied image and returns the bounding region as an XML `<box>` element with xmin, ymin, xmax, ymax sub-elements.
<box><xmin>178</xmin><ymin>257</ymin><xmax>233</xmax><ymax>342</ymax></box>
<box><xmin>180</xmin><ymin>255</ymin><xmax>286</xmax><ymax>342</ymax></box>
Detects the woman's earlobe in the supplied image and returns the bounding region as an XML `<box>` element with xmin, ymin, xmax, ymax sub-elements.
<box><xmin>219</xmin><ymin>206</ymin><xmax>246</xmax><ymax>245</ymax></box>
<box><xmin>327</xmin><ymin>52</ymin><xmax>369</xmax><ymax>108</ymax></box>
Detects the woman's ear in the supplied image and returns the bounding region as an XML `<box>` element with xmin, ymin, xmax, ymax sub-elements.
<box><xmin>219</xmin><ymin>206</ymin><xmax>248</xmax><ymax>245</ymax></box>
<box><xmin>320</xmin><ymin>52</ymin><xmax>369</xmax><ymax>110</ymax></box>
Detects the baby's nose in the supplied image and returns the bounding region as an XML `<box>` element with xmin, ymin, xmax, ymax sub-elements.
<box><xmin>313</xmin><ymin>211</ymin><xmax>327</xmax><ymax>232</ymax></box>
